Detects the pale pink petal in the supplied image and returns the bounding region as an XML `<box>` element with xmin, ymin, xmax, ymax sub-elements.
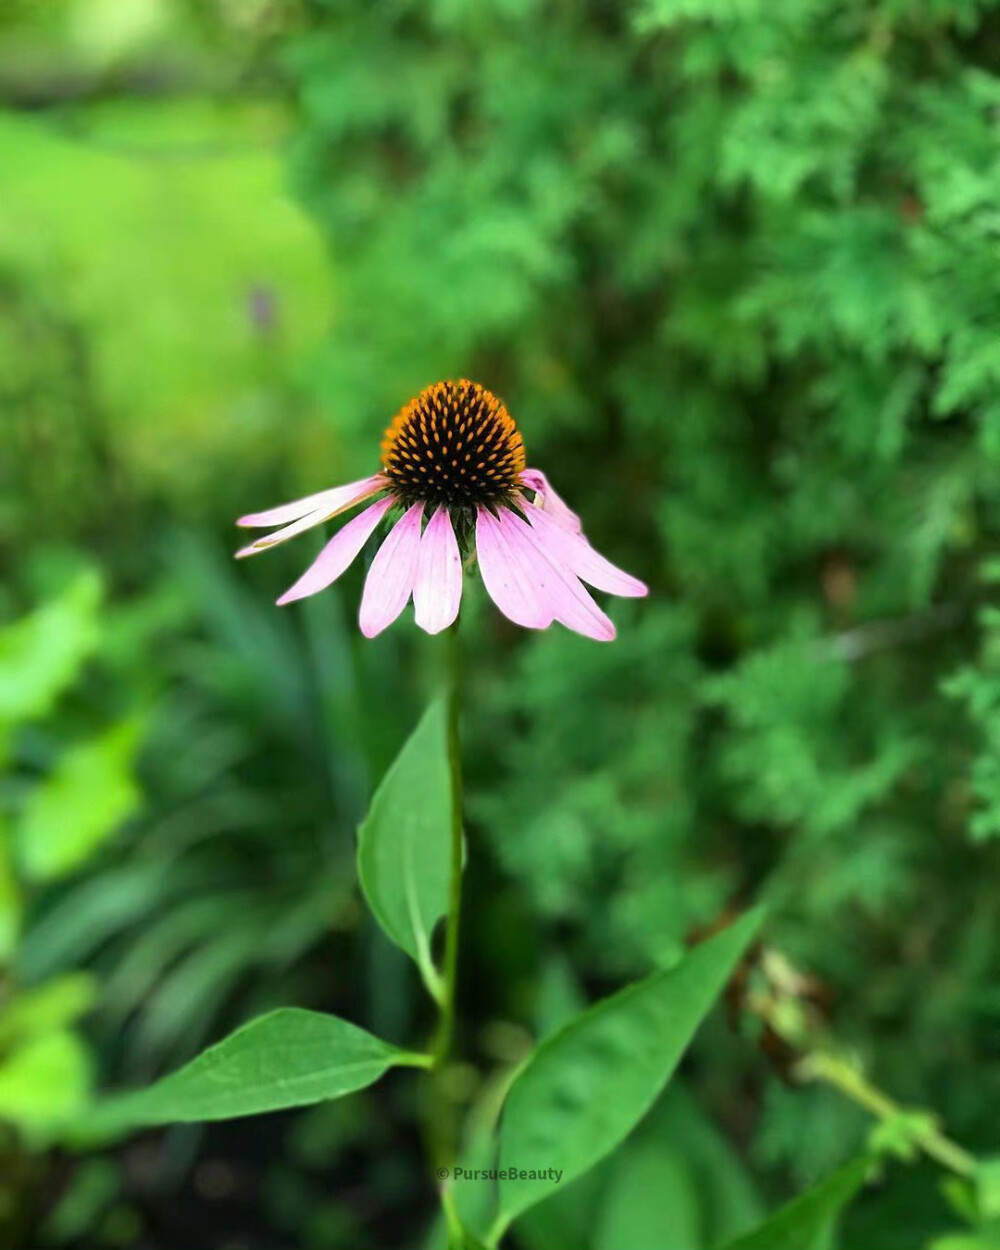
<box><xmin>498</xmin><ymin>508</ymin><xmax>615</xmax><ymax>642</ymax></box>
<box><xmin>475</xmin><ymin>508</ymin><xmax>554</xmax><ymax>630</ymax></box>
<box><xmin>236</xmin><ymin>508</ymin><xmax>341</xmax><ymax>559</ymax></box>
<box><xmin>359</xmin><ymin>503</ymin><xmax>425</xmax><ymax>638</ymax></box>
<box><xmin>519</xmin><ymin>468</ymin><xmax>583</xmax><ymax>533</ymax></box>
<box><xmin>236</xmin><ymin>480</ymin><xmax>389</xmax><ymax>557</ymax></box>
<box><xmin>524</xmin><ymin>503</ymin><xmax>648</xmax><ymax>598</ymax></box>
<box><xmin>276</xmin><ymin>495</ymin><xmax>394</xmax><ymax>606</ymax></box>
<box><xmin>413</xmin><ymin>507</ymin><xmax>463</xmax><ymax>635</ymax></box>
<box><xmin>238</xmin><ymin>474</ymin><xmax>388</xmax><ymax>529</ymax></box>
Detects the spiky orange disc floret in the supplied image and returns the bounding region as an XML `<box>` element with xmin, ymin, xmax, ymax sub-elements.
<box><xmin>380</xmin><ymin>380</ymin><xmax>526</xmax><ymax>510</ymax></box>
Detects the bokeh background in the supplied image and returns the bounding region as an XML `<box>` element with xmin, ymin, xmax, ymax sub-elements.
<box><xmin>3</xmin><ymin>0</ymin><xmax>1000</xmax><ymax>1247</ymax></box>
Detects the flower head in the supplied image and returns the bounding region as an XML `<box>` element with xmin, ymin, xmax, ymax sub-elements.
<box><xmin>236</xmin><ymin>380</ymin><xmax>647</xmax><ymax>640</ymax></box>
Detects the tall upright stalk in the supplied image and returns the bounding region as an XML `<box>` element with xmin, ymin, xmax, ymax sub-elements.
<box><xmin>433</xmin><ymin>614</ymin><xmax>464</xmax><ymax>1067</ymax></box>
<box><xmin>425</xmin><ymin>617</ymin><xmax>467</xmax><ymax>1247</ymax></box>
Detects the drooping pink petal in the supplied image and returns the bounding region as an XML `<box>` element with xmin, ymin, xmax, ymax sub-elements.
<box><xmin>236</xmin><ymin>508</ymin><xmax>341</xmax><ymax>559</ymax></box>
<box><xmin>276</xmin><ymin>495</ymin><xmax>394</xmax><ymax>606</ymax></box>
<box><xmin>519</xmin><ymin>468</ymin><xmax>583</xmax><ymax>534</ymax></box>
<box><xmin>413</xmin><ymin>507</ymin><xmax>463</xmax><ymax>635</ymax></box>
<box><xmin>238</xmin><ymin>488</ymin><xmax>341</xmax><ymax>529</ymax></box>
<box><xmin>475</xmin><ymin>508</ymin><xmax>554</xmax><ymax>630</ymax></box>
<box><xmin>524</xmin><ymin>502</ymin><xmax>648</xmax><ymax>598</ymax></box>
<box><xmin>359</xmin><ymin>503</ymin><xmax>425</xmax><ymax>638</ymax></box>
<box><xmin>238</xmin><ymin>473</ymin><xmax>388</xmax><ymax>528</ymax></box>
<box><xmin>236</xmin><ymin>475</ymin><xmax>389</xmax><ymax>559</ymax></box>
<box><xmin>497</xmin><ymin>508</ymin><xmax>615</xmax><ymax>642</ymax></box>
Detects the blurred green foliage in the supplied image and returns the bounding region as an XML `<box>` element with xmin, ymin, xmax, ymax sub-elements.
<box><xmin>3</xmin><ymin>0</ymin><xmax>1000</xmax><ymax>1245</ymax></box>
<box><xmin>0</xmin><ymin>101</ymin><xmax>332</xmax><ymax>520</ymax></box>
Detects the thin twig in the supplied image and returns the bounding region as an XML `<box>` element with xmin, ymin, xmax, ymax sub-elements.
<box><xmin>815</xmin><ymin>601</ymin><xmax>965</xmax><ymax>663</ymax></box>
<box><xmin>798</xmin><ymin>1051</ymin><xmax>976</xmax><ymax>1178</ymax></box>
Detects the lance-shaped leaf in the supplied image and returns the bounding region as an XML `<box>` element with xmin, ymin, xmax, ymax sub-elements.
<box><xmin>715</xmin><ymin>1155</ymin><xmax>871</xmax><ymax>1250</ymax></box>
<box><xmin>357</xmin><ymin>700</ymin><xmax>453</xmax><ymax>996</ymax></box>
<box><xmin>87</xmin><ymin>1008</ymin><xmax>425</xmax><ymax>1132</ymax></box>
<box><xmin>496</xmin><ymin>909</ymin><xmax>762</xmax><ymax>1227</ymax></box>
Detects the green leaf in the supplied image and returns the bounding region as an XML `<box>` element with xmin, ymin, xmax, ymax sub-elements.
<box><xmin>594</xmin><ymin>1137</ymin><xmax>701</xmax><ymax>1250</ymax></box>
<box><xmin>635</xmin><ymin>0</ymin><xmax>760</xmax><ymax>32</ymax></box>
<box><xmin>87</xmin><ymin>1008</ymin><xmax>423</xmax><ymax>1131</ymax></box>
<box><xmin>513</xmin><ymin>1082</ymin><xmax>766</xmax><ymax>1250</ymax></box>
<box><xmin>357</xmin><ymin>699</ymin><xmax>454</xmax><ymax>997</ymax></box>
<box><xmin>978</xmin><ymin>1158</ymin><xmax>1000</xmax><ymax>1222</ymax></box>
<box><xmin>942</xmin><ymin>1176</ymin><xmax>980</xmax><ymax>1227</ymax></box>
<box><xmin>930</xmin><ymin>1229</ymin><xmax>1000</xmax><ymax>1250</ymax></box>
<box><xmin>0</xmin><ymin>820</ymin><xmax>21</xmax><ymax>962</ymax></box>
<box><xmin>15</xmin><ymin>719</ymin><xmax>143</xmax><ymax>882</ymax></box>
<box><xmin>461</xmin><ymin>1232</ymin><xmax>491</xmax><ymax>1250</ymax></box>
<box><xmin>512</xmin><ymin>1167</ymin><xmax>605</xmax><ymax>1250</ymax></box>
<box><xmin>715</xmin><ymin>1156</ymin><xmax>871</xmax><ymax>1250</ymax></box>
<box><xmin>41</xmin><ymin>1158</ymin><xmax>120</xmax><ymax>1245</ymax></box>
<box><xmin>868</xmin><ymin>1108</ymin><xmax>940</xmax><ymax>1163</ymax></box>
<box><xmin>496</xmin><ymin>909</ymin><xmax>762</xmax><ymax>1226</ymax></box>
<box><xmin>0</xmin><ymin>1029</ymin><xmax>93</xmax><ymax>1140</ymax></box>
<box><xmin>658</xmin><ymin>1086</ymin><xmax>765</xmax><ymax>1244</ymax></box>
<box><xmin>0</xmin><ymin>570</ymin><xmax>103</xmax><ymax>728</ymax></box>
<box><xmin>40</xmin><ymin>1155</ymin><xmax>120</xmax><ymax>1245</ymax></box>
<box><xmin>0</xmin><ymin>972</ymin><xmax>97</xmax><ymax>1049</ymax></box>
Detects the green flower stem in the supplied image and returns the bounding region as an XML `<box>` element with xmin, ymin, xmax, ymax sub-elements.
<box><xmin>797</xmin><ymin>1051</ymin><xmax>976</xmax><ymax>1178</ymax></box>
<box><xmin>422</xmin><ymin>617</ymin><xmax>467</xmax><ymax>1249</ymax></box>
<box><xmin>432</xmin><ymin>615</ymin><xmax>464</xmax><ymax>1069</ymax></box>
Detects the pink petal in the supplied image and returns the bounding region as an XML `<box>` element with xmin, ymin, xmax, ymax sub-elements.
<box><xmin>359</xmin><ymin>503</ymin><xmax>425</xmax><ymax>638</ymax></box>
<box><xmin>524</xmin><ymin>503</ymin><xmax>648</xmax><ymax>598</ymax></box>
<box><xmin>475</xmin><ymin>508</ymin><xmax>554</xmax><ymax>630</ymax></box>
<box><xmin>238</xmin><ymin>488</ymin><xmax>339</xmax><ymax>529</ymax></box>
<box><xmin>499</xmin><ymin>509</ymin><xmax>615</xmax><ymax>642</ymax></box>
<box><xmin>238</xmin><ymin>474</ymin><xmax>387</xmax><ymax>529</ymax></box>
<box><xmin>276</xmin><ymin>495</ymin><xmax>394</xmax><ymax>606</ymax></box>
<box><xmin>236</xmin><ymin>476</ymin><xmax>389</xmax><ymax>558</ymax></box>
<box><xmin>519</xmin><ymin>468</ymin><xmax>583</xmax><ymax>533</ymax></box>
<box><xmin>413</xmin><ymin>508</ymin><xmax>463</xmax><ymax>635</ymax></box>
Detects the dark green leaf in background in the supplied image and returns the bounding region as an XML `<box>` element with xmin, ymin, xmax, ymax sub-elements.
<box><xmin>0</xmin><ymin>818</ymin><xmax>20</xmax><ymax>961</ymax></box>
<box><xmin>715</xmin><ymin>1156</ymin><xmax>871</xmax><ymax>1250</ymax></box>
<box><xmin>0</xmin><ymin>971</ymin><xmax>96</xmax><ymax>1049</ymax></box>
<box><xmin>977</xmin><ymin>1157</ymin><xmax>1000</xmax><ymax>1222</ymax></box>
<box><xmin>0</xmin><ymin>1029</ymin><xmax>93</xmax><ymax>1140</ymax></box>
<box><xmin>15</xmin><ymin>719</ymin><xmax>143</xmax><ymax>882</ymax></box>
<box><xmin>593</xmin><ymin>1136</ymin><xmax>701</xmax><ymax>1250</ymax></box>
<box><xmin>0</xmin><ymin>569</ymin><xmax>102</xmax><ymax>729</ymax></box>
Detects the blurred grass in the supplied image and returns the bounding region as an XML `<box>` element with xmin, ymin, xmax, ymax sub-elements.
<box><xmin>0</xmin><ymin>98</ymin><xmax>331</xmax><ymax>506</ymax></box>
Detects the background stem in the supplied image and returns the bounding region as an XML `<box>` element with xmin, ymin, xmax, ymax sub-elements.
<box><xmin>798</xmin><ymin>1052</ymin><xmax>976</xmax><ymax>1179</ymax></box>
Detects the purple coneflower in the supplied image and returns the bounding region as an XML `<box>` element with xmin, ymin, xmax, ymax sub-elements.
<box><xmin>236</xmin><ymin>380</ymin><xmax>647</xmax><ymax>640</ymax></box>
